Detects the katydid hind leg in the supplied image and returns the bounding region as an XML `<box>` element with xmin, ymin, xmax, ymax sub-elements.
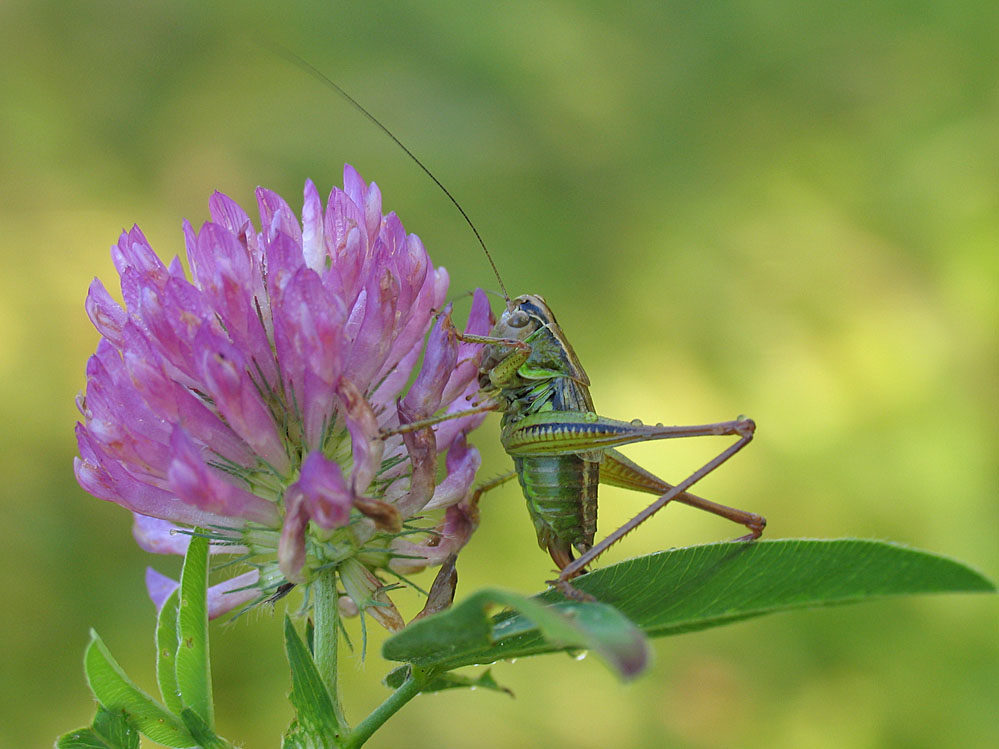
<box><xmin>553</xmin><ymin>418</ymin><xmax>758</xmax><ymax>586</ymax></box>
<box><xmin>599</xmin><ymin>449</ymin><xmax>766</xmax><ymax>539</ymax></box>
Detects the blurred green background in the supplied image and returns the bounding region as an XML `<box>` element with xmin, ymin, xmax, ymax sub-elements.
<box><xmin>1</xmin><ymin>1</ymin><xmax>996</xmax><ymax>746</ymax></box>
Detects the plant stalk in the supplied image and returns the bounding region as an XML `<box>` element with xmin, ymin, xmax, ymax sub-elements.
<box><xmin>313</xmin><ymin>568</ymin><xmax>348</xmax><ymax>732</ymax></box>
<box><xmin>344</xmin><ymin>670</ymin><xmax>424</xmax><ymax>748</ymax></box>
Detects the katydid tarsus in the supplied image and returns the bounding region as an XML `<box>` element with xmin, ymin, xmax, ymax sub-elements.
<box><xmin>283</xmin><ymin>51</ymin><xmax>766</xmax><ymax>600</ymax></box>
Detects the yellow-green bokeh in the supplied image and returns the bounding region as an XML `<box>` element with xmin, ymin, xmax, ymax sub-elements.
<box><xmin>1</xmin><ymin>1</ymin><xmax>995</xmax><ymax>747</ymax></box>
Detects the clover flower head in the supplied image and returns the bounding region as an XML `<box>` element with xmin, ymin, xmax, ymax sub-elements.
<box><xmin>75</xmin><ymin>165</ymin><xmax>494</xmax><ymax>629</ymax></box>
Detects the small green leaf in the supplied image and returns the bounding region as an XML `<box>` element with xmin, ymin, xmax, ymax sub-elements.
<box><xmin>384</xmin><ymin>588</ymin><xmax>649</xmax><ymax>680</ymax></box>
<box><xmin>383</xmin><ymin>665</ymin><xmax>409</xmax><ymax>689</ymax></box>
<box><xmin>55</xmin><ymin>706</ymin><xmax>139</xmax><ymax>749</ymax></box>
<box><xmin>383</xmin><ymin>540</ymin><xmax>993</xmax><ymax>673</ymax></box>
<box><xmin>155</xmin><ymin>588</ymin><xmax>182</xmax><ymax>714</ymax></box>
<box><xmin>283</xmin><ymin>615</ymin><xmax>340</xmax><ymax>741</ymax></box>
<box><xmin>83</xmin><ymin>631</ymin><xmax>193</xmax><ymax>748</ymax></box>
<box><xmin>384</xmin><ymin>664</ymin><xmax>514</xmax><ymax>696</ymax></box>
<box><xmin>175</xmin><ymin>533</ymin><xmax>212</xmax><ymax>727</ymax></box>
<box><xmin>56</xmin><ymin>728</ymin><xmax>107</xmax><ymax>749</ymax></box>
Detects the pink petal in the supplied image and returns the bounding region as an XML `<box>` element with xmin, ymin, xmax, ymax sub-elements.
<box><xmin>194</xmin><ymin>325</ymin><xmax>289</xmax><ymax>474</ymax></box>
<box><xmin>293</xmin><ymin>452</ymin><xmax>353</xmax><ymax>530</ymax></box>
<box><xmin>145</xmin><ymin>567</ymin><xmax>260</xmax><ymax>619</ymax></box>
<box><xmin>402</xmin><ymin>309</ymin><xmax>458</xmax><ymax>418</ymax></box>
<box><xmin>441</xmin><ymin>288</ymin><xmax>494</xmax><ymax>405</ymax></box>
<box><xmin>390</xmin><ymin>500</ymin><xmax>479</xmax><ymax>574</ymax></box>
<box><xmin>337</xmin><ymin>378</ymin><xmax>383</xmax><ymax>494</ymax></box>
<box><xmin>85</xmin><ymin>278</ymin><xmax>127</xmax><ymax>348</ymax></box>
<box><xmin>132</xmin><ymin>513</ymin><xmax>247</xmax><ymax>556</ymax></box>
<box><xmin>132</xmin><ymin>514</ymin><xmax>190</xmax><ymax>554</ymax></box>
<box><xmin>301</xmin><ymin>179</ymin><xmax>325</xmax><ymax>271</ymax></box>
<box><xmin>424</xmin><ymin>437</ymin><xmax>481</xmax><ymax>511</ymax></box>
<box><xmin>343</xmin><ymin>268</ymin><xmax>397</xmax><ymax>387</ymax></box>
<box><xmin>75</xmin><ymin>426</ymin><xmax>233</xmax><ymax>528</ymax></box>
<box><xmin>256</xmin><ymin>187</ymin><xmax>302</xmax><ymax>246</ymax></box>
<box><xmin>392</xmin><ymin>401</ymin><xmax>437</xmax><ymax>517</ymax></box>
<box><xmin>145</xmin><ymin>567</ymin><xmax>179</xmax><ymax>612</ymax></box>
<box><xmin>208</xmin><ymin>191</ymin><xmax>252</xmax><ymax>235</ymax></box>
<box><xmin>167</xmin><ymin>428</ymin><xmax>281</xmax><ymax>526</ymax></box>
<box><xmin>207</xmin><ymin>570</ymin><xmax>261</xmax><ymax>618</ymax></box>
<box><xmin>278</xmin><ymin>489</ymin><xmax>309</xmax><ymax>584</ymax></box>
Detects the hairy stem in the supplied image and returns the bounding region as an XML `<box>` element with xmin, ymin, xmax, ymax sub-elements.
<box><xmin>313</xmin><ymin>569</ymin><xmax>348</xmax><ymax>732</ymax></box>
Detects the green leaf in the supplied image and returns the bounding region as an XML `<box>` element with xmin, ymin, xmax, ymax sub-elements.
<box><xmin>83</xmin><ymin>631</ymin><xmax>194</xmax><ymax>748</ymax></box>
<box><xmin>180</xmin><ymin>707</ymin><xmax>230</xmax><ymax>749</ymax></box>
<box><xmin>282</xmin><ymin>721</ymin><xmax>329</xmax><ymax>749</ymax></box>
<box><xmin>384</xmin><ymin>588</ymin><xmax>649</xmax><ymax>679</ymax></box>
<box><xmin>155</xmin><ymin>588</ymin><xmax>182</xmax><ymax>714</ymax></box>
<box><xmin>175</xmin><ymin>533</ymin><xmax>213</xmax><ymax>727</ymax></box>
<box><xmin>567</xmin><ymin>539</ymin><xmax>995</xmax><ymax>637</ymax></box>
<box><xmin>384</xmin><ymin>665</ymin><xmax>514</xmax><ymax>696</ymax></box>
<box><xmin>283</xmin><ymin>615</ymin><xmax>340</xmax><ymax>742</ymax></box>
<box><xmin>383</xmin><ymin>539</ymin><xmax>994</xmax><ymax>672</ymax></box>
<box><xmin>55</xmin><ymin>728</ymin><xmax>107</xmax><ymax>749</ymax></box>
<box><xmin>55</xmin><ymin>706</ymin><xmax>139</xmax><ymax>749</ymax></box>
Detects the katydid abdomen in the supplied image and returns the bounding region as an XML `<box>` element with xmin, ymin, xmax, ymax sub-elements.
<box><xmin>515</xmin><ymin>454</ymin><xmax>598</xmax><ymax>570</ymax></box>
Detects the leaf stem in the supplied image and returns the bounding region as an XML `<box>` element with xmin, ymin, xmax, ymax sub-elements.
<box><xmin>313</xmin><ymin>568</ymin><xmax>348</xmax><ymax>731</ymax></box>
<box><xmin>344</xmin><ymin>669</ymin><xmax>424</xmax><ymax>748</ymax></box>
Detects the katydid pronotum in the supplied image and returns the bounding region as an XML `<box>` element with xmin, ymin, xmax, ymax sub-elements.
<box><xmin>284</xmin><ymin>52</ymin><xmax>766</xmax><ymax>601</ymax></box>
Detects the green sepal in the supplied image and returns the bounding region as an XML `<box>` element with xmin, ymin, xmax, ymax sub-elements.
<box><xmin>283</xmin><ymin>615</ymin><xmax>341</xmax><ymax>743</ymax></box>
<box><xmin>175</xmin><ymin>533</ymin><xmax>213</xmax><ymax>728</ymax></box>
<box><xmin>384</xmin><ymin>588</ymin><xmax>649</xmax><ymax>680</ymax></box>
<box><xmin>55</xmin><ymin>706</ymin><xmax>139</xmax><ymax>749</ymax></box>
<box><xmin>82</xmin><ymin>631</ymin><xmax>194</xmax><ymax>748</ymax></box>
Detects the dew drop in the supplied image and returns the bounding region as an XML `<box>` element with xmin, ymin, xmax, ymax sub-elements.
<box><xmin>574</xmin><ymin>651</ymin><xmax>588</xmax><ymax>661</ymax></box>
<box><xmin>630</xmin><ymin>418</ymin><xmax>643</xmax><ymax>426</ymax></box>
<box><xmin>584</xmin><ymin>411</ymin><xmax>598</xmax><ymax>423</ymax></box>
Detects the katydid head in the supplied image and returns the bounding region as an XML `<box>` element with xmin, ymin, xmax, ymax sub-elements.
<box><xmin>485</xmin><ymin>294</ymin><xmax>591</xmax><ymax>387</ymax></box>
<box><xmin>492</xmin><ymin>294</ymin><xmax>553</xmax><ymax>341</ymax></box>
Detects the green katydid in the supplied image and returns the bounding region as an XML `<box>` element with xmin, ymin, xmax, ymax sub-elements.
<box><xmin>282</xmin><ymin>51</ymin><xmax>766</xmax><ymax>599</ymax></box>
<box><xmin>455</xmin><ymin>291</ymin><xmax>764</xmax><ymax>598</ymax></box>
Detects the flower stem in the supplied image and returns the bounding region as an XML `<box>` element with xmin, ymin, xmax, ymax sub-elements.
<box><xmin>344</xmin><ymin>669</ymin><xmax>424</xmax><ymax>748</ymax></box>
<box><xmin>313</xmin><ymin>569</ymin><xmax>348</xmax><ymax>732</ymax></box>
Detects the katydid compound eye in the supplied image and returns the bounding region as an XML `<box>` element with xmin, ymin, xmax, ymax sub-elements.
<box><xmin>508</xmin><ymin>310</ymin><xmax>530</xmax><ymax>328</ymax></box>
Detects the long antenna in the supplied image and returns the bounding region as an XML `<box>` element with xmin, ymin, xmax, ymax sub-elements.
<box><xmin>273</xmin><ymin>46</ymin><xmax>512</xmax><ymax>304</ymax></box>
